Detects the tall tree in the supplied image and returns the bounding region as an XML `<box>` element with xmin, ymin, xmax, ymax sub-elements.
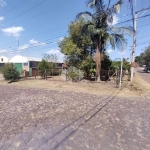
<box><xmin>136</xmin><ymin>46</ymin><xmax>150</xmax><ymax>69</ymax></box>
<box><xmin>76</xmin><ymin>0</ymin><xmax>133</xmax><ymax>81</ymax></box>
<box><xmin>59</xmin><ymin>20</ymin><xmax>96</xmax><ymax>79</ymax></box>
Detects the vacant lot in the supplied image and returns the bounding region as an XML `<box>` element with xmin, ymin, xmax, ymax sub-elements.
<box><xmin>0</xmin><ymin>77</ymin><xmax>150</xmax><ymax>150</ymax></box>
<box><xmin>0</xmin><ymin>74</ymin><xmax>4</xmax><ymax>80</ymax></box>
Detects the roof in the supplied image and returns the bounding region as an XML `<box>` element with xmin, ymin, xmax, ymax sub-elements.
<box><xmin>0</xmin><ymin>56</ymin><xmax>9</xmax><ymax>63</ymax></box>
<box><xmin>9</xmin><ymin>55</ymin><xmax>29</xmax><ymax>63</ymax></box>
<box><xmin>9</xmin><ymin>55</ymin><xmax>42</xmax><ymax>63</ymax></box>
<box><xmin>27</xmin><ymin>57</ymin><xmax>42</xmax><ymax>62</ymax></box>
<box><xmin>62</xmin><ymin>63</ymin><xmax>67</xmax><ymax>68</ymax></box>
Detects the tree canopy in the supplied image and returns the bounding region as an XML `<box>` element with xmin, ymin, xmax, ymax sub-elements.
<box><xmin>59</xmin><ymin>20</ymin><xmax>96</xmax><ymax>79</ymax></box>
<box><xmin>135</xmin><ymin>46</ymin><xmax>150</xmax><ymax>69</ymax></box>
<box><xmin>111</xmin><ymin>58</ymin><xmax>130</xmax><ymax>70</ymax></box>
<box><xmin>38</xmin><ymin>54</ymin><xmax>58</xmax><ymax>78</ymax></box>
<box><xmin>75</xmin><ymin>0</ymin><xmax>133</xmax><ymax>80</ymax></box>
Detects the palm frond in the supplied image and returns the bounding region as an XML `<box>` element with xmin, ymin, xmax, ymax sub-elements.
<box><xmin>114</xmin><ymin>34</ymin><xmax>127</xmax><ymax>50</ymax></box>
<box><xmin>106</xmin><ymin>34</ymin><xmax>116</xmax><ymax>49</ymax></box>
<box><xmin>87</xmin><ymin>0</ymin><xmax>105</xmax><ymax>11</ymax></box>
<box><xmin>106</xmin><ymin>33</ymin><xmax>127</xmax><ymax>50</ymax></box>
<box><xmin>110</xmin><ymin>26</ymin><xmax>133</xmax><ymax>36</ymax></box>
<box><xmin>112</xmin><ymin>0</ymin><xmax>123</xmax><ymax>14</ymax></box>
<box><xmin>87</xmin><ymin>0</ymin><xmax>95</xmax><ymax>8</ymax></box>
<box><xmin>76</xmin><ymin>11</ymin><xmax>95</xmax><ymax>21</ymax></box>
<box><xmin>107</xmin><ymin>0</ymin><xmax>123</xmax><ymax>24</ymax></box>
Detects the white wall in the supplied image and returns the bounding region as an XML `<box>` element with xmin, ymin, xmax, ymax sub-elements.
<box><xmin>0</xmin><ymin>56</ymin><xmax>9</xmax><ymax>63</ymax></box>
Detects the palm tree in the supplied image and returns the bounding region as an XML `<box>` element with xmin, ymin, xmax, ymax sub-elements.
<box><xmin>76</xmin><ymin>0</ymin><xmax>133</xmax><ymax>81</ymax></box>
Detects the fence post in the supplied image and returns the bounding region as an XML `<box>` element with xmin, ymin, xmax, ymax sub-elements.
<box><xmin>119</xmin><ymin>56</ymin><xmax>123</xmax><ymax>89</ymax></box>
<box><xmin>35</xmin><ymin>69</ymin><xmax>36</xmax><ymax>79</ymax></box>
<box><xmin>45</xmin><ymin>70</ymin><xmax>47</xmax><ymax>80</ymax></box>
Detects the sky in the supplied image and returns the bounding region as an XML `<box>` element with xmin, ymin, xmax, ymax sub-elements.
<box><xmin>0</xmin><ymin>0</ymin><xmax>150</xmax><ymax>62</ymax></box>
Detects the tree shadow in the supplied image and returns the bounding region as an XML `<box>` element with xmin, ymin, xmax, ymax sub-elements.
<box><xmin>39</xmin><ymin>89</ymin><xmax>120</xmax><ymax>149</ymax></box>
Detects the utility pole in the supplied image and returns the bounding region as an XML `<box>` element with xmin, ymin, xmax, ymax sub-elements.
<box><xmin>131</xmin><ymin>12</ymin><xmax>137</xmax><ymax>82</ymax></box>
<box><xmin>130</xmin><ymin>3</ymin><xmax>150</xmax><ymax>82</ymax></box>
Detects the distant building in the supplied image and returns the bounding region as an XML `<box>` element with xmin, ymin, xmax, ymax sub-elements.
<box><xmin>9</xmin><ymin>55</ymin><xmax>41</xmax><ymax>76</ymax></box>
<box><xmin>5</xmin><ymin>55</ymin><xmax>67</xmax><ymax>77</ymax></box>
<box><xmin>0</xmin><ymin>56</ymin><xmax>9</xmax><ymax>67</ymax></box>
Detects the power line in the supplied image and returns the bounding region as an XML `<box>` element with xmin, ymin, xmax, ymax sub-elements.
<box><xmin>2</xmin><ymin>14</ymin><xmax>150</xmax><ymax>54</ymax></box>
<box><xmin>13</xmin><ymin>23</ymin><xmax>69</xmax><ymax>44</ymax></box>
<box><xmin>136</xmin><ymin>42</ymin><xmax>150</xmax><ymax>46</ymax></box>
<box><xmin>137</xmin><ymin>23</ymin><xmax>150</xmax><ymax>28</ymax></box>
<box><xmin>137</xmin><ymin>35</ymin><xmax>150</xmax><ymax>39</ymax></box>
<box><xmin>5</xmin><ymin>1</ymin><xmax>71</xmax><ymax>26</ymax></box>
<box><xmin>115</xmin><ymin>13</ymin><xmax>150</xmax><ymax>26</ymax></box>
<box><xmin>0</xmin><ymin>25</ymin><xmax>68</xmax><ymax>48</ymax></box>
<box><xmin>2</xmin><ymin>0</ymin><xmax>46</xmax><ymax>24</ymax></box>
<box><xmin>1</xmin><ymin>0</ymin><xmax>28</xmax><ymax>16</ymax></box>
<box><xmin>0</xmin><ymin>34</ymin><xmax>67</xmax><ymax>54</ymax></box>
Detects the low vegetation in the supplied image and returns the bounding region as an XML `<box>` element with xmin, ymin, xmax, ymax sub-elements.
<box><xmin>135</xmin><ymin>46</ymin><xmax>150</xmax><ymax>69</ymax></box>
<box><xmin>1</xmin><ymin>63</ymin><xmax>20</xmax><ymax>82</ymax></box>
<box><xmin>38</xmin><ymin>54</ymin><xmax>58</xmax><ymax>79</ymax></box>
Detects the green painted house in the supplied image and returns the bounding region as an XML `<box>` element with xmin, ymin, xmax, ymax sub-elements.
<box><xmin>9</xmin><ymin>55</ymin><xmax>41</xmax><ymax>77</ymax></box>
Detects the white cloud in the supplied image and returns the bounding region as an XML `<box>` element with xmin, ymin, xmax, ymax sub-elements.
<box><xmin>1</xmin><ymin>26</ymin><xmax>24</xmax><ymax>37</ymax></box>
<box><xmin>0</xmin><ymin>49</ymin><xmax>8</xmax><ymax>53</ymax></box>
<box><xmin>107</xmin><ymin>15</ymin><xmax>119</xmax><ymax>26</ymax></box>
<box><xmin>18</xmin><ymin>44</ymin><xmax>30</xmax><ymax>50</ymax></box>
<box><xmin>107</xmin><ymin>49</ymin><xmax>113</xmax><ymax>54</ymax></box>
<box><xmin>29</xmin><ymin>39</ymin><xmax>46</xmax><ymax>46</ymax></box>
<box><xmin>18</xmin><ymin>39</ymin><xmax>46</xmax><ymax>51</ymax></box>
<box><xmin>0</xmin><ymin>49</ymin><xmax>12</xmax><ymax>54</ymax></box>
<box><xmin>47</xmin><ymin>49</ymin><xmax>64</xmax><ymax>62</ymax></box>
<box><xmin>0</xmin><ymin>16</ymin><xmax>4</xmax><ymax>21</ymax></box>
<box><xmin>0</xmin><ymin>0</ymin><xmax>6</xmax><ymax>7</ymax></box>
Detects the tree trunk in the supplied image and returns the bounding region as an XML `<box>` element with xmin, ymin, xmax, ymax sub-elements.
<box><xmin>96</xmin><ymin>41</ymin><xmax>101</xmax><ymax>81</ymax></box>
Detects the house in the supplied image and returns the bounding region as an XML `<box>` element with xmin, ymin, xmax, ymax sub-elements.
<box><xmin>8</xmin><ymin>55</ymin><xmax>67</xmax><ymax>77</ymax></box>
<box><xmin>0</xmin><ymin>56</ymin><xmax>9</xmax><ymax>67</ymax></box>
<box><xmin>9</xmin><ymin>55</ymin><xmax>41</xmax><ymax>76</ymax></box>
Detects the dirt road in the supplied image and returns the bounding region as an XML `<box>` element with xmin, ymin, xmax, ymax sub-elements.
<box><xmin>135</xmin><ymin>67</ymin><xmax>150</xmax><ymax>84</ymax></box>
<box><xmin>0</xmin><ymin>83</ymin><xmax>150</xmax><ymax>150</ymax></box>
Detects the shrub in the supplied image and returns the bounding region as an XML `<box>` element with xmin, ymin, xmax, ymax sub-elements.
<box><xmin>2</xmin><ymin>64</ymin><xmax>20</xmax><ymax>81</ymax></box>
<box><xmin>38</xmin><ymin>59</ymin><xmax>49</xmax><ymax>78</ymax></box>
<box><xmin>68</xmin><ymin>70</ymin><xmax>78</xmax><ymax>79</ymax></box>
<box><xmin>51</xmin><ymin>70</ymin><xmax>60</xmax><ymax>76</ymax></box>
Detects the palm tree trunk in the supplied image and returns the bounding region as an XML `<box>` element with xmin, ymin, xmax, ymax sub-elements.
<box><xmin>96</xmin><ymin>41</ymin><xmax>101</xmax><ymax>81</ymax></box>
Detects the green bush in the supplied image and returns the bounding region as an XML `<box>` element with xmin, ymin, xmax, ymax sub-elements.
<box><xmin>38</xmin><ymin>59</ymin><xmax>49</xmax><ymax>77</ymax></box>
<box><xmin>51</xmin><ymin>70</ymin><xmax>60</xmax><ymax>76</ymax></box>
<box><xmin>2</xmin><ymin>64</ymin><xmax>20</xmax><ymax>81</ymax></box>
<box><xmin>68</xmin><ymin>70</ymin><xmax>78</xmax><ymax>79</ymax></box>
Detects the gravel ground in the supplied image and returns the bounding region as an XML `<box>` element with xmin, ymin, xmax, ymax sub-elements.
<box><xmin>0</xmin><ymin>74</ymin><xmax>4</xmax><ymax>80</ymax></box>
<box><xmin>0</xmin><ymin>83</ymin><xmax>150</xmax><ymax>150</ymax></box>
<box><xmin>135</xmin><ymin>67</ymin><xmax>150</xmax><ymax>84</ymax></box>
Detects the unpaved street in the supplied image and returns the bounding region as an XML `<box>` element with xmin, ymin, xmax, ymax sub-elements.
<box><xmin>135</xmin><ymin>67</ymin><xmax>150</xmax><ymax>84</ymax></box>
<box><xmin>0</xmin><ymin>82</ymin><xmax>150</xmax><ymax>150</ymax></box>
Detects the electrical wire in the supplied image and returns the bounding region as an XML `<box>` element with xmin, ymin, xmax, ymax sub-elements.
<box><xmin>0</xmin><ymin>25</ymin><xmax>68</xmax><ymax>48</ymax></box>
<box><xmin>115</xmin><ymin>13</ymin><xmax>150</xmax><ymax>25</ymax></box>
<box><xmin>1</xmin><ymin>0</ymin><xmax>28</xmax><ymax>16</ymax></box>
<box><xmin>0</xmin><ymin>34</ymin><xmax>67</xmax><ymax>54</ymax></box>
<box><xmin>137</xmin><ymin>35</ymin><xmax>150</xmax><ymax>39</ymax></box>
<box><xmin>4</xmin><ymin>1</ymin><xmax>71</xmax><ymax>26</ymax></box>
<box><xmin>2</xmin><ymin>0</ymin><xmax>46</xmax><ymax>24</ymax></box>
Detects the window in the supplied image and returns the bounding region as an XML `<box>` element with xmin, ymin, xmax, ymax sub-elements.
<box><xmin>23</xmin><ymin>63</ymin><xmax>28</xmax><ymax>66</ymax></box>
